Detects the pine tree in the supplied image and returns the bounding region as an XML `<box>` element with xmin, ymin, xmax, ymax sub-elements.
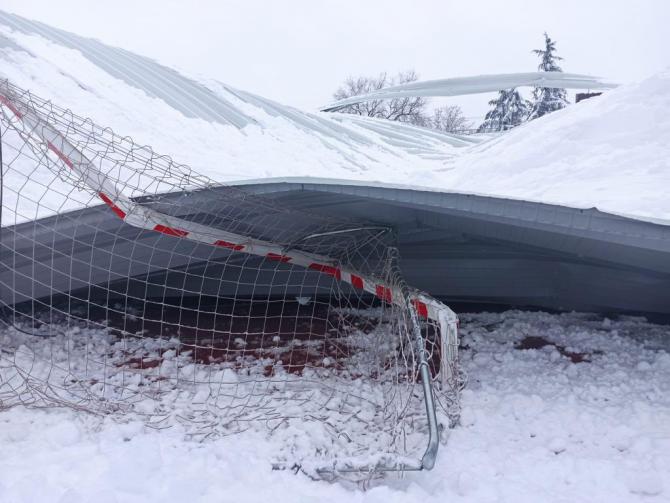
<box><xmin>478</xmin><ymin>88</ymin><xmax>531</xmax><ymax>132</ymax></box>
<box><xmin>529</xmin><ymin>32</ymin><xmax>569</xmax><ymax>120</ymax></box>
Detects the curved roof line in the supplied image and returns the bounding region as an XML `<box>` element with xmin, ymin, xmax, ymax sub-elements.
<box><xmin>227</xmin><ymin>175</ymin><xmax>670</xmax><ymax>227</ymax></box>
<box><xmin>321</xmin><ymin>72</ymin><xmax>617</xmax><ymax>111</ymax></box>
<box><xmin>0</xmin><ymin>9</ymin><xmax>485</xmax><ymax>161</ymax></box>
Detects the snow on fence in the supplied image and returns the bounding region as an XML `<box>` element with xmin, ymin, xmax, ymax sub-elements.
<box><xmin>0</xmin><ymin>80</ymin><xmax>460</xmax><ymax>477</ymax></box>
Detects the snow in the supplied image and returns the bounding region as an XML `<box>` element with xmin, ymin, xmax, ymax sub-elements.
<box><xmin>0</xmin><ymin>13</ymin><xmax>669</xmax><ymax>501</ymax></box>
<box><xmin>1</xmin><ymin>310</ymin><xmax>669</xmax><ymax>502</ymax></box>
<box><xmin>0</xmin><ymin>18</ymin><xmax>459</xmax><ymax>185</ymax></box>
<box><xmin>0</xmin><ymin>308</ymin><xmax>446</xmax><ymax>478</ymax></box>
<box><xmin>1</xmin><ymin>13</ymin><xmax>669</xmax><ymax>225</ymax></box>
<box><xmin>433</xmin><ymin>69</ymin><xmax>670</xmax><ymax>223</ymax></box>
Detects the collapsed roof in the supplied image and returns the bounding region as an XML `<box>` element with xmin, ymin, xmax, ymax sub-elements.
<box><xmin>1</xmin><ymin>10</ymin><xmax>669</xmax><ymax>316</ymax></box>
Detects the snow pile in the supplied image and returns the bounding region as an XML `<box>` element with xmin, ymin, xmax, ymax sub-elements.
<box><xmin>1</xmin><ymin>310</ymin><xmax>669</xmax><ymax>501</ymax></box>
<box><xmin>429</xmin><ymin>69</ymin><xmax>670</xmax><ymax>222</ymax></box>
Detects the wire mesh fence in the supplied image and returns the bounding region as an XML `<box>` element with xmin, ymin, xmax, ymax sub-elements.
<box><xmin>0</xmin><ymin>79</ymin><xmax>460</xmax><ymax>477</ymax></box>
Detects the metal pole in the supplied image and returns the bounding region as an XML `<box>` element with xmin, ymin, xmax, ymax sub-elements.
<box><xmin>408</xmin><ymin>295</ymin><xmax>440</xmax><ymax>470</ymax></box>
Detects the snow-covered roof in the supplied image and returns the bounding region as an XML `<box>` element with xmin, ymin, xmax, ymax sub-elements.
<box><xmin>1</xmin><ymin>10</ymin><xmax>667</xmax><ymax>224</ymax></box>
<box><xmin>0</xmin><ymin>9</ymin><xmax>472</xmax><ymax>180</ymax></box>
<box><xmin>432</xmin><ymin>69</ymin><xmax>670</xmax><ymax>223</ymax></box>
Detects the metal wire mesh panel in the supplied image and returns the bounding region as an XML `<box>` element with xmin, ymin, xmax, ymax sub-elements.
<box><xmin>0</xmin><ymin>80</ymin><xmax>460</xmax><ymax>476</ymax></box>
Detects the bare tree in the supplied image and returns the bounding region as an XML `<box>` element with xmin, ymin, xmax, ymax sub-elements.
<box><xmin>332</xmin><ymin>70</ymin><xmax>430</xmax><ymax>126</ymax></box>
<box><xmin>333</xmin><ymin>71</ymin><xmax>471</xmax><ymax>133</ymax></box>
<box><xmin>430</xmin><ymin>105</ymin><xmax>472</xmax><ymax>133</ymax></box>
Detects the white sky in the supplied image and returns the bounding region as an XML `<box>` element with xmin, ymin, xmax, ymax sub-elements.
<box><xmin>2</xmin><ymin>0</ymin><xmax>669</xmax><ymax>120</ymax></box>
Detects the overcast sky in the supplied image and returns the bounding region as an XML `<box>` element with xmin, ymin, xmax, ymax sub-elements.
<box><xmin>2</xmin><ymin>0</ymin><xmax>669</xmax><ymax>119</ymax></box>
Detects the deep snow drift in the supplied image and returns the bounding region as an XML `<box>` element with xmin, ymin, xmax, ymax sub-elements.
<box><xmin>1</xmin><ymin>310</ymin><xmax>669</xmax><ymax>502</ymax></box>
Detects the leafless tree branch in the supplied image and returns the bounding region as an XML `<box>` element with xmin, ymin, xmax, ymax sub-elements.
<box><xmin>332</xmin><ymin>70</ymin><xmax>469</xmax><ymax>133</ymax></box>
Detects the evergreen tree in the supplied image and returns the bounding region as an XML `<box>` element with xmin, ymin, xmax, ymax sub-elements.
<box><xmin>478</xmin><ymin>88</ymin><xmax>531</xmax><ymax>132</ymax></box>
<box><xmin>529</xmin><ymin>32</ymin><xmax>569</xmax><ymax>120</ymax></box>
